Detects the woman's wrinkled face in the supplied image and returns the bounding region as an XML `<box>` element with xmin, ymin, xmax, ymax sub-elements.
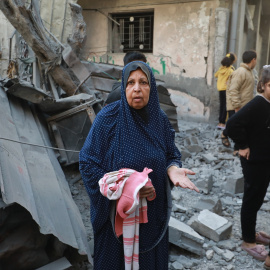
<box><xmin>125</xmin><ymin>69</ymin><xmax>150</xmax><ymax>109</ymax></box>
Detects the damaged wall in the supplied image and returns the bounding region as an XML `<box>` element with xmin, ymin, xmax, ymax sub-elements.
<box><xmin>40</xmin><ymin>0</ymin><xmax>78</xmax><ymax>44</ymax></box>
<box><xmin>79</xmin><ymin>0</ymin><xmax>219</xmax><ymax>122</ymax></box>
<box><xmin>0</xmin><ymin>0</ymin><xmax>77</xmax><ymax>79</ymax></box>
<box><xmin>0</xmin><ymin>13</ymin><xmax>16</xmax><ymax>78</ymax></box>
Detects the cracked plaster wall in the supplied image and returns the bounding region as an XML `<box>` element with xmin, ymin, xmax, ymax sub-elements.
<box><xmin>81</xmin><ymin>0</ymin><xmax>220</xmax><ymax>122</ymax></box>
<box><xmin>0</xmin><ymin>0</ymin><xmax>222</xmax><ymax>122</ymax></box>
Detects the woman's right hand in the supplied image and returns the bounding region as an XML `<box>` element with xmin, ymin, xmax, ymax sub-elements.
<box><xmin>140</xmin><ymin>186</ymin><xmax>155</xmax><ymax>198</ymax></box>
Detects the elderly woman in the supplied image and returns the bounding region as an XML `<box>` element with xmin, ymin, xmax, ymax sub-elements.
<box><xmin>79</xmin><ymin>61</ymin><xmax>199</xmax><ymax>269</ymax></box>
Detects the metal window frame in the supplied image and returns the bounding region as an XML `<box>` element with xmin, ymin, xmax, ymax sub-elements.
<box><xmin>111</xmin><ymin>11</ymin><xmax>154</xmax><ymax>53</ymax></box>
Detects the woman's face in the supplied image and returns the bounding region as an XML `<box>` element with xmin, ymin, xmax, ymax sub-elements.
<box><xmin>125</xmin><ymin>69</ymin><xmax>150</xmax><ymax>109</ymax></box>
<box><xmin>262</xmin><ymin>81</ymin><xmax>270</xmax><ymax>101</ymax></box>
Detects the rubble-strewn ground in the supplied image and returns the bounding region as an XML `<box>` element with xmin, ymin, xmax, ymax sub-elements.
<box><xmin>64</xmin><ymin>120</ymin><xmax>270</xmax><ymax>270</ymax></box>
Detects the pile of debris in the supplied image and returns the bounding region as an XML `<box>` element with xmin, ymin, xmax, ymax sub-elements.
<box><xmin>70</xmin><ymin>120</ymin><xmax>270</xmax><ymax>270</ymax></box>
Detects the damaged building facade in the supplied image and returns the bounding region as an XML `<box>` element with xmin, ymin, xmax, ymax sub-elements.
<box><xmin>78</xmin><ymin>0</ymin><xmax>270</xmax><ymax>122</ymax></box>
<box><xmin>1</xmin><ymin>0</ymin><xmax>270</xmax><ymax>122</ymax></box>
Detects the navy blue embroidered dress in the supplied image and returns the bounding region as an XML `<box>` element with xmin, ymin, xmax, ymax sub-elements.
<box><xmin>79</xmin><ymin>62</ymin><xmax>182</xmax><ymax>269</ymax></box>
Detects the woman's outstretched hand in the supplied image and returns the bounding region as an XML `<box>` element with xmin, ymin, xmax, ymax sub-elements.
<box><xmin>167</xmin><ymin>166</ymin><xmax>199</xmax><ymax>193</ymax></box>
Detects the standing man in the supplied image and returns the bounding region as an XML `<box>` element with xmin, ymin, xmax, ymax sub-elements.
<box><xmin>221</xmin><ymin>50</ymin><xmax>257</xmax><ymax>149</ymax></box>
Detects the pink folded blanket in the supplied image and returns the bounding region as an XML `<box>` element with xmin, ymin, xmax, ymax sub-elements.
<box><xmin>99</xmin><ymin>167</ymin><xmax>155</xmax><ymax>270</ymax></box>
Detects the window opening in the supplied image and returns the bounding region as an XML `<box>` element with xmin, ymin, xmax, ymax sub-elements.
<box><xmin>111</xmin><ymin>11</ymin><xmax>154</xmax><ymax>53</ymax></box>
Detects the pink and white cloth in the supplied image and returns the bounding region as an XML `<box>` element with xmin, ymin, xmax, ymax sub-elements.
<box><xmin>99</xmin><ymin>168</ymin><xmax>155</xmax><ymax>270</ymax></box>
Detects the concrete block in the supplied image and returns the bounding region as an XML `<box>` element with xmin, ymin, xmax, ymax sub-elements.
<box><xmin>185</xmin><ymin>128</ymin><xmax>200</xmax><ymax>136</ymax></box>
<box><xmin>184</xmin><ymin>136</ymin><xmax>204</xmax><ymax>154</ymax></box>
<box><xmin>169</xmin><ymin>217</ymin><xmax>204</xmax><ymax>255</ymax></box>
<box><xmin>201</xmin><ymin>153</ymin><xmax>217</xmax><ymax>163</ymax></box>
<box><xmin>171</xmin><ymin>189</ymin><xmax>182</xmax><ymax>201</ymax></box>
<box><xmin>217</xmin><ymin>239</ymin><xmax>236</xmax><ymax>251</ymax></box>
<box><xmin>193</xmin><ymin>197</ymin><xmax>222</xmax><ymax>215</ymax></box>
<box><xmin>196</xmin><ymin>175</ymin><xmax>213</xmax><ymax>194</ymax></box>
<box><xmin>172</xmin><ymin>203</ymin><xmax>187</xmax><ymax>213</ymax></box>
<box><xmin>180</xmin><ymin>149</ymin><xmax>192</xmax><ymax>160</ymax></box>
<box><xmin>212</xmin><ymin>245</ymin><xmax>223</xmax><ymax>255</ymax></box>
<box><xmin>224</xmin><ymin>174</ymin><xmax>244</xmax><ymax>194</ymax></box>
<box><xmin>221</xmin><ymin>197</ymin><xmax>237</xmax><ymax>206</ymax></box>
<box><xmin>187</xmin><ymin>209</ymin><xmax>232</xmax><ymax>242</ymax></box>
<box><xmin>36</xmin><ymin>257</ymin><xmax>72</xmax><ymax>270</ymax></box>
<box><xmin>171</xmin><ymin>261</ymin><xmax>184</xmax><ymax>270</ymax></box>
<box><xmin>176</xmin><ymin>255</ymin><xmax>194</xmax><ymax>268</ymax></box>
<box><xmin>206</xmin><ymin>250</ymin><xmax>214</xmax><ymax>260</ymax></box>
<box><xmin>222</xmin><ymin>249</ymin><xmax>235</xmax><ymax>262</ymax></box>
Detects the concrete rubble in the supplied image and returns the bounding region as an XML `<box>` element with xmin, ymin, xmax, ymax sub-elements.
<box><xmin>223</xmin><ymin>174</ymin><xmax>245</xmax><ymax>194</ymax></box>
<box><xmin>70</xmin><ymin>120</ymin><xmax>270</xmax><ymax>270</ymax></box>
<box><xmin>169</xmin><ymin>217</ymin><xmax>204</xmax><ymax>255</ymax></box>
<box><xmin>187</xmin><ymin>209</ymin><xmax>232</xmax><ymax>242</ymax></box>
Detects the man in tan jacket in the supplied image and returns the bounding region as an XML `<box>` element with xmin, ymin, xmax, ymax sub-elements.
<box><xmin>222</xmin><ymin>50</ymin><xmax>257</xmax><ymax>148</ymax></box>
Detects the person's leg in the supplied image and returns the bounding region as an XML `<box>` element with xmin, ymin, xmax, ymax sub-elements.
<box><xmin>222</xmin><ymin>110</ymin><xmax>234</xmax><ymax>136</ymax></box>
<box><xmin>240</xmin><ymin>159</ymin><xmax>270</xmax><ymax>261</ymax></box>
<box><xmin>219</xmin><ymin>90</ymin><xmax>226</xmax><ymax>125</ymax></box>
<box><xmin>221</xmin><ymin>110</ymin><xmax>235</xmax><ymax>147</ymax></box>
<box><xmin>241</xmin><ymin>159</ymin><xmax>270</xmax><ymax>244</ymax></box>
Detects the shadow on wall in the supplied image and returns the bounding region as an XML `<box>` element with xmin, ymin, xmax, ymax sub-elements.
<box><xmin>168</xmin><ymin>89</ymin><xmax>210</xmax><ymax>123</ymax></box>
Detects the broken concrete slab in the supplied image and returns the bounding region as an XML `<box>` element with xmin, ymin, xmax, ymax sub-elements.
<box><xmin>171</xmin><ymin>261</ymin><xmax>184</xmax><ymax>270</ymax></box>
<box><xmin>184</xmin><ymin>136</ymin><xmax>204</xmax><ymax>154</ymax></box>
<box><xmin>223</xmin><ymin>174</ymin><xmax>244</xmax><ymax>194</ymax></box>
<box><xmin>187</xmin><ymin>209</ymin><xmax>232</xmax><ymax>242</ymax></box>
<box><xmin>171</xmin><ymin>189</ymin><xmax>182</xmax><ymax>201</ymax></box>
<box><xmin>206</xmin><ymin>249</ymin><xmax>214</xmax><ymax>260</ymax></box>
<box><xmin>217</xmin><ymin>240</ymin><xmax>236</xmax><ymax>251</ymax></box>
<box><xmin>179</xmin><ymin>148</ymin><xmax>192</xmax><ymax>160</ymax></box>
<box><xmin>221</xmin><ymin>249</ymin><xmax>235</xmax><ymax>262</ymax></box>
<box><xmin>36</xmin><ymin>257</ymin><xmax>72</xmax><ymax>270</ymax></box>
<box><xmin>221</xmin><ymin>197</ymin><xmax>238</xmax><ymax>206</ymax></box>
<box><xmin>261</xmin><ymin>203</ymin><xmax>270</xmax><ymax>212</ymax></box>
<box><xmin>196</xmin><ymin>175</ymin><xmax>213</xmax><ymax>194</ymax></box>
<box><xmin>212</xmin><ymin>245</ymin><xmax>223</xmax><ymax>255</ymax></box>
<box><xmin>193</xmin><ymin>197</ymin><xmax>222</xmax><ymax>215</ymax></box>
<box><xmin>201</xmin><ymin>153</ymin><xmax>217</xmax><ymax>163</ymax></box>
<box><xmin>184</xmin><ymin>127</ymin><xmax>200</xmax><ymax>136</ymax></box>
<box><xmin>217</xmin><ymin>153</ymin><xmax>235</xmax><ymax>160</ymax></box>
<box><xmin>169</xmin><ymin>217</ymin><xmax>204</xmax><ymax>255</ymax></box>
<box><xmin>172</xmin><ymin>203</ymin><xmax>187</xmax><ymax>213</ymax></box>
